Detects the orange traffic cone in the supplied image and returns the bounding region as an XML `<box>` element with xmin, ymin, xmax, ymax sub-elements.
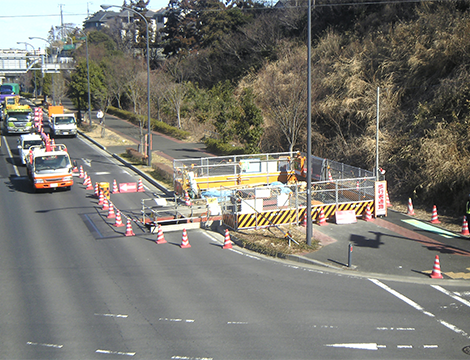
<box><xmin>430</xmin><ymin>205</ymin><xmax>441</xmax><ymax>224</ymax></box>
<box><xmin>156</xmin><ymin>224</ymin><xmax>167</xmax><ymax>244</ymax></box>
<box><xmin>86</xmin><ymin>176</ymin><xmax>93</xmax><ymax>190</ymax></box>
<box><xmin>102</xmin><ymin>196</ymin><xmax>109</xmax><ymax>211</ymax></box>
<box><xmin>386</xmin><ymin>191</ymin><xmax>392</xmax><ymax>207</ymax></box>
<box><xmin>98</xmin><ymin>190</ymin><xmax>104</xmax><ymax>205</ymax></box>
<box><xmin>223</xmin><ymin>229</ymin><xmax>233</xmax><ymax>249</ymax></box>
<box><xmin>430</xmin><ymin>255</ymin><xmax>443</xmax><ymax>279</ymax></box>
<box><xmin>107</xmin><ymin>202</ymin><xmax>116</xmax><ymax>219</ymax></box>
<box><xmin>137</xmin><ymin>178</ymin><xmax>144</xmax><ymax>192</ymax></box>
<box><xmin>112</xmin><ymin>179</ymin><xmax>119</xmax><ymax>194</ymax></box>
<box><xmin>113</xmin><ymin>210</ymin><xmax>124</xmax><ymax>227</ymax></box>
<box><xmin>125</xmin><ymin>218</ymin><xmax>135</xmax><ymax>236</ymax></box>
<box><xmin>79</xmin><ymin>165</ymin><xmax>84</xmax><ymax>178</ymax></box>
<box><xmin>83</xmin><ymin>172</ymin><xmax>89</xmax><ymax>186</ymax></box>
<box><xmin>180</xmin><ymin>229</ymin><xmax>191</xmax><ymax>248</ymax></box>
<box><xmin>363</xmin><ymin>204</ymin><xmax>373</xmax><ymax>221</ymax></box>
<box><xmin>184</xmin><ymin>191</ymin><xmax>192</xmax><ymax>206</ymax></box>
<box><xmin>301</xmin><ymin>212</ymin><xmax>307</xmax><ymax>227</ymax></box>
<box><xmin>328</xmin><ymin>170</ymin><xmax>333</xmax><ymax>182</ymax></box>
<box><xmin>407</xmin><ymin>198</ymin><xmax>415</xmax><ymax>216</ymax></box>
<box><xmin>461</xmin><ymin>216</ymin><xmax>470</xmax><ymax>236</ymax></box>
<box><xmin>317</xmin><ymin>207</ymin><xmax>327</xmax><ymax>226</ymax></box>
<box><xmin>94</xmin><ymin>182</ymin><xmax>100</xmax><ymax>197</ymax></box>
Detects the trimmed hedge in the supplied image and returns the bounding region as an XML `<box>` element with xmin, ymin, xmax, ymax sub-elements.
<box><xmin>203</xmin><ymin>138</ymin><xmax>246</xmax><ymax>156</ymax></box>
<box><xmin>126</xmin><ymin>147</ymin><xmax>147</xmax><ymax>164</ymax></box>
<box><xmin>107</xmin><ymin>106</ymin><xmax>190</xmax><ymax>140</ymax></box>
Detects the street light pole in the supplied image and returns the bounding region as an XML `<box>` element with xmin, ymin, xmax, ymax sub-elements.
<box><xmin>17</xmin><ymin>41</ymin><xmax>37</xmax><ymax>99</ymax></box>
<box><xmin>101</xmin><ymin>4</ymin><xmax>152</xmax><ymax>167</ymax></box>
<box><xmin>29</xmin><ymin>36</ymin><xmax>58</xmax><ymax>105</ymax></box>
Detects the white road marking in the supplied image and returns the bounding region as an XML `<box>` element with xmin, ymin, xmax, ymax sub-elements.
<box><xmin>397</xmin><ymin>345</ymin><xmax>413</xmax><ymax>349</ymax></box>
<box><xmin>96</xmin><ymin>349</ymin><xmax>135</xmax><ymax>356</ymax></box>
<box><xmin>94</xmin><ymin>313</ymin><xmax>128</xmax><ymax>318</ymax></box>
<box><xmin>325</xmin><ymin>343</ymin><xmax>385</xmax><ymax>350</ymax></box>
<box><xmin>82</xmin><ymin>158</ymin><xmax>92</xmax><ymax>167</ymax></box>
<box><xmin>227</xmin><ymin>321</ymin><xmax>248</xmax><ymax>324</ymax></box>
<box><xmin>432</xmin><ymin>285</ymin><xmax>470</xmax><ymax>308</ymax></box>
<box><xmin>376</xmin><ymin>327</ymin><xmax>415</xmax><ymax>331</ymax></box>
<box><xmin>171</xmin><ymin>357</ymin><xmax>213</xmax><ymax>360</ymax></box>
<box><xmin>27</xmin><ymin>341</ymin><xmax>63</xmax><ymax>349</ymax></box>
<box><xmin>423</xmin><ymin>345</ymin><xmax>439</xmax><ymax>349</ymax></box>
<box><xmin>94</xmin><ymin>171</ymin><xmax>111</xmax><ymax>175</ymax></box>
<box><xmin>3</xmin><ymin>137</ymin><xmax>20</xmax><ymax>176</ymax></box>
<box><xmin>370</xmin><ymin>279</ymin><xmax>470</xmax><ymax>339</ymax></box>
<box><xmin>159</xmin><ymin>318</ymin><xmax>195</xmax><ymax>323</ymax></box>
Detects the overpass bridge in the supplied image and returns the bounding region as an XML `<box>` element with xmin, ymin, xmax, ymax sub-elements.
<box><xmin>0</xmin><ymin>49</ymin><xmax>75</xmax><ymax>81</ymax></box>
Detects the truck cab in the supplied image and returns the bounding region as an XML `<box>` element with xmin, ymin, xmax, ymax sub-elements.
<box><xmin>47</xmin><ymin>105</ymin><xmax>77</xmax><ymax>137</ymax></box>
<box><xmin>26</xmin><ymin>145</ymin><xmax>73</xmax><ymax>191</ymax></box>
<box><xmin>17</xmin><ymin>133</ymin><xmax>45</xmax><ymax>165</ymax></box>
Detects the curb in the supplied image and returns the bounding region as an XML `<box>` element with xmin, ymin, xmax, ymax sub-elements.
<box><xmin>78</xmin><ymin>130</ymin><xmax>173</xmax><ymax>197</ymax></box>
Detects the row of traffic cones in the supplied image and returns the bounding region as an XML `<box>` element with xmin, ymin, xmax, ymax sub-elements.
<box><xmin>301</xmin><ymin>208</ymin><xmax>328</xmax><ymax>226</ymax></box>
<box><xmin>153</xmin><ymin>225</ymin><xmax>233</xmax><ymax>250</ymax></box>
<box><xmin>301</xmin><ymin>204</ymin><xmax>375</xmax><ymax>226</ymax></box>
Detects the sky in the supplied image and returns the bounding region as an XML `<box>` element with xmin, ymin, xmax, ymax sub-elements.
<box><xmin>1</xmin><ymin>0</ymin><xmax>168</xmax><ymax>51</ymax></box>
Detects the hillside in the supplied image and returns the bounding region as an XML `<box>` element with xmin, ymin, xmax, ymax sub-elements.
<box><xmin>68</xmin><ymin>0</ymin><xmax>470</xmax><ymax>215</ymax></box>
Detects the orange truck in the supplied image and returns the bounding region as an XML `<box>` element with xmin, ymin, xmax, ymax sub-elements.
<box><xmin>25</xmin><ymin>143</ymin><xmax>74</xmax><ymax>192</ymax></box>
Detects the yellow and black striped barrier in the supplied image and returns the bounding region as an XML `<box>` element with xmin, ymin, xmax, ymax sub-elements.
<box><xmin>227</xmin><ymin>200</ymin><xmax>374</xmax><ymax>230</ymax></box>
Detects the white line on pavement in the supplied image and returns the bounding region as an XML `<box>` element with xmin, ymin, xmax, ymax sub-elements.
<box><xmin>431</xmin><ymin>285</ymin><xmax>470</xmax><ymax>308</ymax></box>
<box><xmin>369</xmin><ymin>279</ymin><xmax>470</xmax><ymax>339</ymax></box>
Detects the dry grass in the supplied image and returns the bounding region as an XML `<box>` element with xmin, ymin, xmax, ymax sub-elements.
<box><xmin>81</xmin><ymin>124</ymin><xmax>135</xmax><ymax>147</ymax></box>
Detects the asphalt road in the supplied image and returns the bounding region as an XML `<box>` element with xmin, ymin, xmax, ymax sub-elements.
<box><xmin>1</xmin><ymin>132</ymin><xmax>470</xmax><ymax>359</ymax></box>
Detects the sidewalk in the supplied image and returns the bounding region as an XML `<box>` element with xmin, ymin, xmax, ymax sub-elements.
<box><xmin>295</xmin><ymin>210</ymin><xmax>470</xmax><ymax>280</ymax></box>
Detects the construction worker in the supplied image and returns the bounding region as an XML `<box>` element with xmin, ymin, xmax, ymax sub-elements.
<box><xmin>466</xmin><ymin>194</ymin><xmax>470</xmax><ymax>217</ymax></box>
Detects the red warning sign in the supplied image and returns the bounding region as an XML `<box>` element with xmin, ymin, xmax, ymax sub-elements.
<box><xmin>119</xmin><ymin>182</ymin><xmax>137</xmax><ymax>193</ymax></box>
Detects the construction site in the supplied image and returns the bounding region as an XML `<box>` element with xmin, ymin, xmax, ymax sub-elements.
<box><xmin>137</xmin><ymin>151</ymin><xmax>388</xmax><ymax>232</ymax></box>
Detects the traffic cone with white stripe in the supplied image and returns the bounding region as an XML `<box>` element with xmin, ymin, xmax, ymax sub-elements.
<box><xmin>386</xmin><ymin>191</ymin><xmax>392</xmax><ymax>207</ymax></box>
<box><xmin>94</xmin><ymin>182</ymin><xmax>100</xmax><ymax>197</ymax></box>
<box><xmin>461</xmin><ymin>216</ymin><xmax>470</xmax><ymax>236</ymax></box>
<box><xmin>107</xmin><ymin>202</ymin><xmax>116</xmax><ymax>219</ymax></box>
<box><xmin>125</xmin><ymin>218</ymin><xmax>135</xmax><ymax>237</ymax></box>
<box><xmin>83</xmin><ymin>172</ymin><xmax>89</xmax><ymax>186</ymax></box>
<box><xmin>223</xmin><ymin>229</ymin><xmax>233</xmax><ymax>249</ymax></box>
<box><xmin>317</xmin><ymin>207</ymin><xmax>327</xmax><ymax>226</ymax></box>
<box><xmin>407</xmin><ymin>198</ymin><xmax>415</xmax><ymax>216</ymax></box>
<box><xmin>79</xmin><ymin>165</ymin><xmax>84</xmax><ymax>178</ymax></box>
<box><xmin>184</xmin><ymin>191</ymin><xmax>192</xmax><ymax>206</ymax></box>
<box><xmin>328</xmin><ymin>170</ymin><xmax>333</xmax><ymax>182</ymax></box>
<box><xmin>430</xmin><ymin>255</ymin><xmax>443</xmax><ymax>279</ymax></box>
<box><xmin>156</xmin><ymin>224</ymin><xmax>167</xmax><ymax>244</ymax></box>
<box><xmin>137</xmin><ymin>178</ymin><xmax>144</xmax><ymax>192</ymax></box>
<box><xmin>102</xmin><ymin>196</ymin><xmax>109</xmax><ymax>211</ymax></box>
<box><xmin>363</xmin><ymin>204</ymin><xmax>373</xmax><ymax>222</ymax></box>
<box><xmin>86</xmin><ymin>176</ymin><xmax>93</xmax><ymax>190</ymax></box>
<box><xmin>112</xmin><ymin>179</ymin><xmax>119</xmax><ymax>194</ymax></box>
<box><xmin>113</xmin><ymin>210</ymin><xmax>124</xmax><ymax>227</ymax></box>
<box><xmin>430</xmin><ymin>205</ymin><xmax>441</xmax><ymax>224</ymax></box>
<box><xmin>180</xmin><ymin>229</ymin><xmax>191</xmax><ymax>248</ymax></box>
<box><xmin>98</xmin><ymin>190</ymin><xmax>104</xmax><ymax>205</ymax></box>
<box><xmin>301</xmin><ymin>212</ymin><xmax>307</xmax><ymax>227</ymax></box>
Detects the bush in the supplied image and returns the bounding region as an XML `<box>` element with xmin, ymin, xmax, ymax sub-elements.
<box><xmin>126</xmin><ymin>147</ymin><xmax>147</xmax><ymax>164</ymax></box>
<box><xmin>204</xmin><ymin>138</ymin><xmax>245</xmax><ymax>155</ymax></box>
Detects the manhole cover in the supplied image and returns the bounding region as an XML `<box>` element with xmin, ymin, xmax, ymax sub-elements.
<box><xmin>463</xmin><ymin>346</ymin><xmax>470</xmax><ymax>355</ymax></box>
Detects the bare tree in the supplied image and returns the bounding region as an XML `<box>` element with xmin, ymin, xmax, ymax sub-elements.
<box><xmin>126</xmin><ymin>60</ymin><xmax>148</xmax><ymax>151</ymax></box>
<box><xmin>251</xmin><ymin>44</ymin><xmax>309</xmax><ymax>153</ymax></box>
